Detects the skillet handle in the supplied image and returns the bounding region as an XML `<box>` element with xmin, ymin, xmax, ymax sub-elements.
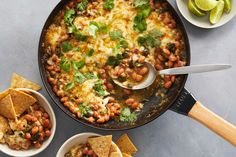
<box><xmin>188</xmin><ymin>101</ymin><xmax>236</xmax><ymax>146</ymax></box>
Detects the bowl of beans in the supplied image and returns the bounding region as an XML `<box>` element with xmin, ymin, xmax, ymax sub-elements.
<box><xmin>0</xmin><ymin>88</ymin><xmax>56</xmax><ymax>157</ymax></box>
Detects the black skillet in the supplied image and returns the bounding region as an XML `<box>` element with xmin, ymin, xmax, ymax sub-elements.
<box><xmin>38</xmin><ymin>0</ymin><xmax>236</xmax><ymax>146</ymax></box>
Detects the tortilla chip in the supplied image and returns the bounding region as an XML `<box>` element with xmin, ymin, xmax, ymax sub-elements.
<box><xmin>9</xmin><ymin>89</ymin><xmax>37</xmax><ymax>116</ymax></box>
<box><xmin>88</xmin><ymin>135</ymin><xmax>112</xmax><ymax>157</ymax></box>
<box><xmin>109</xmin><ymin>152</ymin><xmax>121</xmax><ymax>157</ymax></box>
<box><xmin>0</xmin><ymin>89</ymin><xmax>10</xmax><ymax>100</ymax></box>
<box><xmin>0</xmin><ymin>94</ymin><xmax>17</xmax><ymax>120</ymax></box>
<box><xmin>110</xmin><ymin>143</ymin><xmax>118</xmax><ymax>153</ymax></box>
<box><xmin>116</xmin><ymin>134</ymin><xmax>138</xmax><ymax>155</ymax></box>
<box><xmin>0</xmin><ymin>115</ymin><xmax>10</xmax><ymax>143</ymax></box>
<box><xmin>10</xmin><ymin>73</ymin><xmax>41</xmax><ymax>91</ymax></box>
<box><xmin>122</xmin><ymin>153</ymin><xmax>132</xmax><ymax>157</ymax></box>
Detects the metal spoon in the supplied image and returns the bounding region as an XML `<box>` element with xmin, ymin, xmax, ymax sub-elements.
<box><xmin>113</xmin><ymin>63</ymin><xmax>232</xmax><ymax>90</ymax></box>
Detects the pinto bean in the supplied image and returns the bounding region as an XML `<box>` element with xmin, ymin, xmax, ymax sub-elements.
<box><xmin>25</xmin><ymin>133</ymin><xmax>31</xmax><ymax>139</ymax></box>
<box><xmin>136</xmin><ymin>74</ymin><xmax>143</xmax><ymax>82</ymax></box>
<box><xmin>138</xmin><ymin>66</ymin><xmax>148</xmax><ymax>75</ymax></box>
<box><xmin>46</xmin><ymin>65</ymin><xmax>54</xmax><ymax>71</ymax></box>
<box><xmin>45</xmin><ymin>129</ymin><xmax>51</xmax><ymax>137</ymax></box>
<box><xmin>97</xmin><ymin>117</ymin><xmax>105</xmax><ymax>123</ymax></box>
<box><xmin>43</xmin><ymin>119</ymin><xmax>50</xmax><ymax>128</ymax></box>
<box><xmin>169</xmin><ymin>54</ymin><xmax>177</xmax><ymax>62</ymax></box>
<box><xmin>167</xmin><ymin>60</ymin><xmax>173</xmax><ymax>68</ymax></box>
<box><xmin>117</xmin><ymin>68</ymin><xmax>124</xmax><ymax>75</ymax></box>
<box><xmin>24</xmin><ymin>114</ymin><xmax>32</xmax><ymax>121</ymax></box>
<box><xmin>163</xmin><ymin>48</ymin><xmax>171</xmax><ymax>56</ymax></box>
<box><xmin>34</xmin><ymin>143</ymin><xmax>41</xmax><ymax>149</ymax></box>
<box><xmin>155</xmin><ymin>64</ymin><xmax>163</xmax><ymax>70</ymax></box>
<box><xmin>138</xmin><ymin>56</ymin><xmax>145</xmax><ymax>63</ymax></box>
<box><xmin>164</xmin><ymin>75</ymin><xmax>171</xmax><ymax>82</ymax></box>
<box><xmin>60</xmin><ymin>97</ymin><xmax>68</xmax><ymax>103</ymax></box>
<box><xmin>131</xmin><ymin>102</ymin><xmax>139</xmax><ymax>109</ymax></box>
<box><xmin>125</xmin><ymin>98</ymin><xmax>135</xmax><ymax>105</ymax></box>
<box><xmin>164</xmin><ymin>81</ymin><xmax>172</xmax><ymax>88</ymax></box>
<box><xmin>53</xmin><ymin>85</ymin><xmax>58</xmax><ymax>93</ymax></box>
<box><xmin>31</xmin><ymin>126</ymin><xmax>39</xmax><ymax>135</ymax></box>
<box><xmin>123</xmin><ymin>89</ymin><xmax>132</xmax><ymax>95</ymax></box>
<box><xmin>171</xmin><ymin>75</ymin><xmax>176</xmax><ymax>83</ymax></box>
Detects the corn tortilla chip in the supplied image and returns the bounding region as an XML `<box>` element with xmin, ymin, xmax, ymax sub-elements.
<box><xmin>122</xmin><ymin>153</ymin><xmax>132</xmax><ymax>157</ymax></box>
<box><xmin>0</xmin><ymin>115</ymin><xmax>10</xmax><ymax>143</ymax></box>
<box><xmin>109</xmin><ymin>152</ymin><xmax>121</xmax><ymax>157</ymax></box>
<box><xmin>10</xmin><ymin>73</ymin><xmax>41</xmax><ymax>91</ymax></box>
<box><xmin>88</xmin><ymin>135</ymin><xmax>112</xmax><ymax>157</ymax></box>
<box><xmin>0</xmin><ymin>94</ymin><xmax>17</xmax><ymax>120</ymax></box>
<box><xmin>9</xmin><ymin>89</ymin><xmax>37</xmax><ymax>116</ymax></box>
<box><xmin>0</xmin><ymin>89</ymin><xmax>10</xmax><ymax>100</ymax></box>
<box><xmin>116</xmin><ymin>134</ymin><xmax>137</xmax><ymax>155</ymax></box>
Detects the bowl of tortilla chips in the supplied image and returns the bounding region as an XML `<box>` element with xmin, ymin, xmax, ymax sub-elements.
<box><xmin>57</xmin><ymin>133</ymin><xmax>123</xmax><ymax>157</ymax></box>
<box><xmin>0</xmin><ymin>88</ymin><xmax>56</xmax><ymax>157</ymax></box>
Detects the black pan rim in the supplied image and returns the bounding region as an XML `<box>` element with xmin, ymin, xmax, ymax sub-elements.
<box><xmin>38</xmin><ymin>0</ymin><xmax>190</xmax><ymax>131</ymax></box>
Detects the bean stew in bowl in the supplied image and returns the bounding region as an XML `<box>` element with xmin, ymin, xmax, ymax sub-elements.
<box><xmin>39</xmin><ymin>0</ymin><xmax>189</xmax><ymax>129</ymax></box>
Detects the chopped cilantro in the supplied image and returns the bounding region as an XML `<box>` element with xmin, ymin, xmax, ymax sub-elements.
<box><xmin>79</xmin><ymin>104</ymin><xmax>93</xmax><ymax>117</ymax></box>
<box><xmin>93</xmin><ymin>80</ymin><xmax>105</xmax><ymax>96</ymax></box>
<box><xmin>77</xmin><ymin>0</ymin><xmax>89</xmax><ymax>11</ymax></box>
<box><xmin>109</xmin><ymin>30</ymin><xmax>123</xmax><ymax>40</ymax></box>
<box><xmin>133</xmin><ymin>0</ymin><xmax>149</xmax><ymax>8</ymax></box>
<box><xmin>86</xmin><ymin>48</ymin><xmax>95</xmax><ymax>57</ymax></box>
<box><xmin>117</xmin><ymin>39</ymin><xmax>129</xmax><ymax>49</ymax></box>
<box><xmin>133</xmin><ymin>5</ymin><xmax>151</xmax><ymax>32</ymax></box>
<box><xmin>73</xmin><ymin>31</ymin><xmax>88</xmax><ymax>41</ymax></box>
<box><xmin>65</xmin><ymin>82</ymin><xmax>75</xmax><ymax>91</ymax></box>
<box><xmin>74</xmin><ymin>72</ymin><xmax>86</xmax><ymax>84</ymax></box>
<box><xmin>84</xmin><ymin>73</ymin><xmax>97</xmax><ymax>79</ymax></box>
<box><xmin>59</xmin><ymin>57</ymin><xmax>71</xmax><ymax>72</ymax></box>
<box><xmin>137</xmin><ymin>29</ymin><xmax>162</xmax><ymax>48</ymax></box>
<box><xmin>64</xmin><ymin>9</ymin><xmax>75</xmax><ymax>25</ymax></box>
<box><xmin>119</xmin><ymin>107</ymin><xmax>137</xmax><ymax>122</ymax></box>
<box><xmin>106</xmin><ymin>54</ymin><xmax>123</xmax><ymax>67</ymax></box>
<box><xmin>72</xmin><ymin>60</ymin><xmax>85</xmax><ymax>70</ymax></box>
<box><xmin>60</xmin><ymin>41</ymin><xmax>73</xmax><ymax>52</ymax></box>
<box><xmin>103</xmin><ymin>0</ymin><xmax>114</xmax><ymax>10</ymax></box>
<box><xmin>167</xmin><ymin>42</ymin><xmax>176</xmax><ymax>52</ymax></box>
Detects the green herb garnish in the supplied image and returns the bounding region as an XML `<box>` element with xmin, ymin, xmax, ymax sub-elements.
<box><xmin>74</xmin><ymin>72</ymin><xmax>86</xmax><ymax>84</ymax></box>
<box><xmin>84</xmin><ymin>73</ymin><xmax>97</xmax><ymax>79</ymax></box>
<box><xmin>103</xmin><ymin>0</ymin><xmax>115</xmax><ymax>10</ymax></box>
<box><xmin>77</xmin><ymin>0</ymin><xmax>89</xmax><ymax>11</ymax></box>
<box><xmin>79</xmin><ymin>104</ymin><xmax>93</xmax><ymax>117</ymax></box>
<box><xmin>86</xmin><ymin>48</ymin><xmax>95</xmax><ymax>57</ymax></box>
<box><xmin>167</xmin><ymin>42</ymin><xmax>176</xmax><ymax>52</ymax></box>
<box><xmin>119</xmin><ymin>107</ymin><xmax>137</xmax><ymax>122</ymax></box>
<box><xmin>60</xmin><ymin>57</ymin><xmax>71</xmax><ymax>72</ymax></box>
<box><xmin>106</xmin><ymin>54</ymin><xmax>123</xmax><ymax>67</ymax></box>
<box><xmin>109</xmin><ymin>30</ymin><xmax>123</xmax><ymax>40</ymax></box>
<box><xmin>64</xmin><ymin>9</ymin><xmax>75</xmax><ymax>25</ymax></box>
<box><xmin>61</xmin><ymin>41</ymin><xmax>73</xmax><ymax>52</ymax></box>
<box><xmin>133</xmin><ymin>0</ymin><xmax>149</xmax><ymax>8</ymax></box>
<box><xmin>137</xmin><ymin>29</ymin><xmax>162</xmax><ymax>48</ymax></box>
<box><xmin>65</xmin><ymin>82</ymin><xmax>75</xmax><ymax>90</ymax></box>
<box><xmin>31</xmin><ymin>133</ymin><xmax>40</xmax><ymax>141</ymax></box>
<box><xmin>117</xmin><ymin>39</ymin><xmax>128</xmax><ymax>49</ymax></box>
<box><xmin>73</xmin><ymin>31</ymin><xmax>88</xmax><ymax>41</ymax></box>
<box><xmin>72</xmin><ymin>60</ymin><xmax>85</xmax><ymax>70</ymax></box>
<box><xmin>133</xmin><ymin>5</ymin><xmax>151</xmax><ymax>32</ymax></box>
<box><xmin>93</xmin><ymin>80</ymin><xmax>105</xmax><ymax>96</ymax></box>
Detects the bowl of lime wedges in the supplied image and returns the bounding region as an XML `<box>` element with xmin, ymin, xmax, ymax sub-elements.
<box><xmin>176</xmin><ymin>0</ymin><xmax>236</xmax><ymax>28</ymax></box>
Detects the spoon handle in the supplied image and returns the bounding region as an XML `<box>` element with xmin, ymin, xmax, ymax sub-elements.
<box><xmin>158</xmin><ymin>64</ymin><xmax>232</xmax><ymax>75</ymax></box>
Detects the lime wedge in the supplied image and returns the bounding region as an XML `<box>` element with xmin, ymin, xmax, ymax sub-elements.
<box><xmin>223</xmin><ymin>0</ymin><xmax>231</xmax><ymax>13</ymax></box>
<box><xmin>188</xmin><ymin>0</ymin><xmax>206</xmax><ymax>17</ymax></box>
<box><xmin>210</xmin><ymin>0</ymin><xmax>225</xmax><ymax>24</ymax></box>
<box><xmin>195</xmin><ymin>0</ymin><xmax>218</xmax><ymax>11</ymax></box>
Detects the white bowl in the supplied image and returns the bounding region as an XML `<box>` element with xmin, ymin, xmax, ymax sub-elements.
<box><xmin>0</xmin><ymin>88</ymin><xmax>56</xmax><ymax>157</ymax></box>
<box><xmin>176</xmin><ymin>0</ymin><xmax>236</xmax><ymax>28</ymax></box>
<box><xmin>57</xmin><ymin>133</ymin><xmax>123</xmax><ymax>157</ymax></box>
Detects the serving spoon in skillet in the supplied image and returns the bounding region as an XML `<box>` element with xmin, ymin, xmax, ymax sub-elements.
<box><xmin>113</xmin><ymin>63</ymin><xmax>232</xmax><ymax>90</ymax></box>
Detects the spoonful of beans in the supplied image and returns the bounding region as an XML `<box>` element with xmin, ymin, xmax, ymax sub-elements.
<box><xmin>112</xmin><ymin>63</ymin><xmax>231</xmax><ymax>90</ymax></box>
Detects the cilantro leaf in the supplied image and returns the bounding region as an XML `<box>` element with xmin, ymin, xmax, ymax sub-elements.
<box><xmin>86</xmin><ymin>48</ymin><xmax>95</xmax><ymax>57</ymax></box>
<box><xmin>73</xmin><ymin>31</ymin><xmax>88</xmax><ymax>41</ymax></box>
<box><xmin>84</xmin><ymin>73</ymin><xmax>97</xmax><ymax>79</ymax></box>
<box><xmin>106</xmin><ymin>54</ymin><xmax>123</xmax><ymax>67</ymax></box>
<box><xmin>59</xmin><ymin>57</ymin><xmax>71</xmax><ymax>72</ymax></box>
<box><xmin>77</xmin><ymin>0</ymin><xmax>89</xmax><ymax>11</ymax></box>
<box><xmin>109</xmin><ymin>30</ymin><xmax>123</xmax><ymax>40</ymax></box>
<box><xmin>133</xmin><ymin>0</ymin><xmax>149</xmax><ymax>8</ymax></box>
<box><xmin>64</xmin><ymin>9</ymin><xmax>75</xmax><ymax>25</ymax></box>
<box><xmin>103</xmin><ymin>0</ymin><xmax>114</xmax><ymax>10</ymax></box>
<box><xmin>61</xmin><ymin>41</ymin><xmax>73</xmax><ymax>52</ymax></box>
<box><xmin>79</xmin><ymin>104</ymin><xmax>93</xmax><ymax>117</ymax></box>
<box><xmin>117</xmin><ymin>39</ymin><xmax>128</xmax><ymax>49</ymax></box>
<box><xmin>119</xmin><ymin>107</ymin><xmax>137</xmax><ymax>122</ymax></box>
<box><xmin>93</xmin><ymin>80</ymin><xmax>105</xmax><ymax>96</ymax></box>
<box><xmin>74</xmin><ymin>72</ymin><xmax>86</xmax><ymax>84</ymax></box>
<box><xmin>133</xmin><ymin>5</ymin><xmax>151</xmax><ymax>32</ymax></box>
<box><xmin>72</xmin><ymin>60</ymin><xmax>85</xmax><ymax>70</ymax></box>
<box><xmin>65</xmin><ymin>82</ymin><xmax>75</xmax><ymax>91</ymax></box>
<box><xmin>137</xmin><ymin>29</ymin><xmax>162</xmax><ymax>48</ymax></box>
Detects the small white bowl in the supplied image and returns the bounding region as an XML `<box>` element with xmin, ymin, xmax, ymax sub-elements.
<box><xmin>0</xmin><ymin>88</ymin><xmax>56</xmax><ymax>157</ymax></box>
<box><xmin>57</xmin><ymin>133</ymin><xmax>122</xmax><ymax>157</ymax></box>
<box><xmin>176</xmin><ymin>0</ymin><xmax>236</xmax><ymax>28</ymax></box>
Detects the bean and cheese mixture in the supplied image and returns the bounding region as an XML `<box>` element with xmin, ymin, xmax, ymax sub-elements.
<box><xmin>44</xmin><ymin>0</ymin><xmax>186</xmax><ymax>124</ymax></box>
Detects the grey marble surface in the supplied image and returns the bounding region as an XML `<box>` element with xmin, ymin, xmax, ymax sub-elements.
<box><xmin>0</xmin><ymin>0</ymin><xmax>236</xmax><ymax>157</ymax></box>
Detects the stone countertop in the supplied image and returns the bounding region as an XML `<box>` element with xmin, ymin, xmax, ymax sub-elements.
<box><xmin>0</xmin><ymin>0</ymin><xmax>235</xmax><ymax>157</ymax></box>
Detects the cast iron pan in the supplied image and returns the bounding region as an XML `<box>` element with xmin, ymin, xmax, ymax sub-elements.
<box><xmin>38</xmin><ymin>0</ymin><xmax>236</xmax><ymax>146</ymax></box>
